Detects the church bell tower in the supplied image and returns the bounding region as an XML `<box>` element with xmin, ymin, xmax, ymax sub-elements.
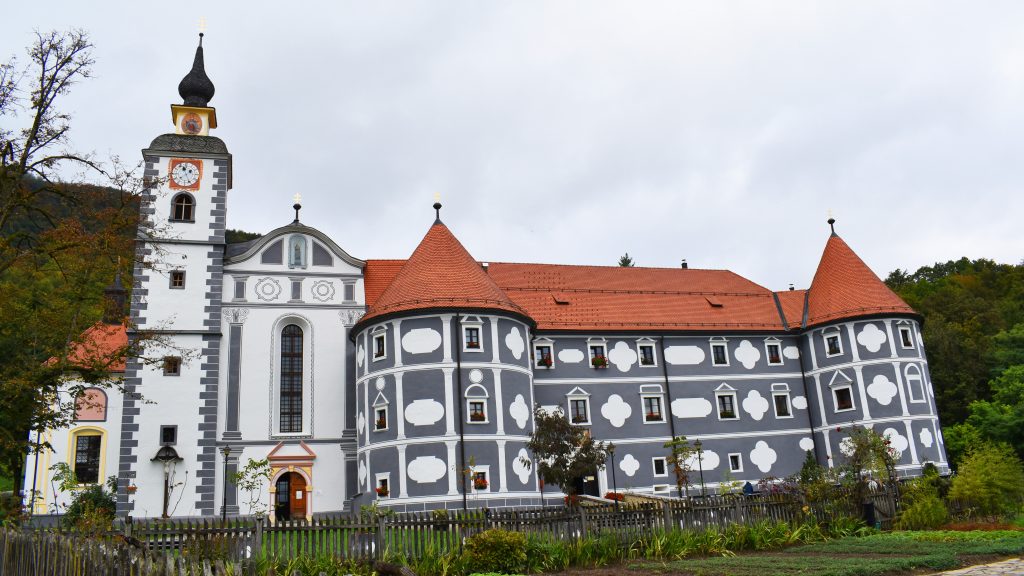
<box><xmin>117</xmin><ymin>33</ymin><xmax>233</xmax><ymax>517</ymax></box>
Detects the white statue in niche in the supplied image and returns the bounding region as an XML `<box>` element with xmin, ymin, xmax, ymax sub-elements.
<box><xmin>288</xmin><ymin>235</ymin><xmax>307</xmax><ymax>269</ymax></box>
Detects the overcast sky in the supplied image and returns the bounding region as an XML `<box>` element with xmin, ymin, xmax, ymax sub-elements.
<box><xmin>3</xmin><ymin>1</ymin><xmax>1022</xmax><ymax>290</ymax></box>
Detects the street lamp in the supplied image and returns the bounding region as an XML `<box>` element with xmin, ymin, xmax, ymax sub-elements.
<box><xmin>151</xmin><ymin>444</ymin><xmax>183</xmax><ymax>518</ymax></box>
<box><xmin>221</xmin><ymin>445</ymin><xmax>231</xmax><ymax>522</ymax></box>
<box><xmin>694</xmin><ymin>439</ymin><xmax>706</xmax><ymax>498</ymax></box>
<box><xmin>606</xmin><ymin>443</ymin><xmax>618</xmax><ymax>510</ymax></box>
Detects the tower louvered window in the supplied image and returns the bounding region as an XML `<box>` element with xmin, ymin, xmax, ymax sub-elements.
<box><xmin>280</xmin><ymin>324</ymin><xmax>303</xmax><ymax>433</ymax></box>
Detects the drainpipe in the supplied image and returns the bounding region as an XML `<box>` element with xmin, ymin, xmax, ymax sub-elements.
<box><xmin>795</xmin><ymin>331</ymin><xmax>818</xmax><ymax>462</ymax></box>
<box><xmin>454</xmin><ymin>314</ymin><xmax>468</xmax><ymax>511</ymax></box>
<box><xmin>659</xmin><ymin>336</ymin><xmax>681</xmax><ymax>497</ymax></box>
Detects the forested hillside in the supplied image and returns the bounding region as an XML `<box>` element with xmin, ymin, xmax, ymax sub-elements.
<box><xmin>886</xmin><ymin>258</ymin><xmax>1024</xmax><ymax>466</ymax></box>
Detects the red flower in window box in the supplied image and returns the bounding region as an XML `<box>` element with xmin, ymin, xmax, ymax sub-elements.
<box><xmin>537</xmin><ymin>356</ymin><xmax>552</xmax><ymax>368</ymax></box>
<box><xmin>591</xmin><ymin>355</ymin><xmax>608</xmax><ymax>368</ymax></box>
<box><xmin>645</xmin><ymin>412</ymin><xmax>661</xmax><ymax>422</ymax></box>
<box><xmin>375</xmin><ymin>486</ymin><xmax>389</xmax><ymax>497</ymax></box>
<box><xmin>470</xmin><ymin>412</ymin><xmax>486</xmax><ymax>422</ymax></box>
<box><xmin>126</xmin><ymin>485</ymin><xmax>138</xmax><ymax>494</ymax></box>
<box><xmin>467</xmin><ymin>341</ymin><xmax>480</xmax><ymax>349</ymax></box>
<box><xmin>375</xmin><ymin>418</ymin><xmax>387</xmax><ymax>429</ymax></box>
<box><xmin>473</xmin><ymin>477</ymin><xmax>489</xmax><ymax>490</ymax></box>
<box><xmin>604</xmin><ymin>491</ymin><xmax>624</xmax><ymax>501</ymax></box>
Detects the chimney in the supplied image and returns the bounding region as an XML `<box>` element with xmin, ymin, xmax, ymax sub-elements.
<box><xmin>680</xmin><ymin>259</ymin><xmax>688</xmax><ymax>269</ymax></box>
<box><xmin>481</xmin><ymin>262</ymin><xmax>489</xmax><ymax>273</ymax></box>
<box><xmin>788</xmin><ymin>283</ymin><xmax>795</xmax><ymax>291</ymax></box>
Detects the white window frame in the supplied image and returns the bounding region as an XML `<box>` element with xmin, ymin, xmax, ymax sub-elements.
<box><xmin>728</xmin><ymin>453</ymin><xmax>744</xmax><ymax>473</ymax></box>
<box><xmin>905</xmin><ymin>364</ymin><xmax>926</xmax><ymax>403</ymax></box>
<box><xmin>587</xmin><ymin>338</ymin><xmax>608</xmax><ymax>369</ymax></box>
<box><xmin>771</xmin><ymin>383</ymin><xmax>793</xmax><ymax>419</ymax></box>
<box><xmin>823</xmin><ymin>329</ymin><xmax>844</xmax><ymax>358</ymax></box>
<box><xmin>470</xmin><ymin>465</ymin><xmax>491</xmax><ymax>493</ymax></box>
<box><xmin>371</xmin><ymin>327</ymin><xmax>387</xmax><ymax>361</ymax></box>
<box><xmin>373</xmin><ymin>404</ymin><xmax>389</xmax><ymax>431</ymax></box>
<box><xmin>898</xmin><ymin>325</ymin><xmax>915</xmax><ymax>349</ymax></box>
<box><xmin>534</xmin><ymin>339</ymin><xmax>555</xmax><ymax>369</ymax></box>
<box><xmin>465</xmin><ymin>384</ymin><xmax>489</xmax><ymax>424</ymax></box>
<box><xmin>715</xmin><ymin>385</ymin><xmax>739</xmax><ymax>421</ymax></box>
<box><xmin>636</xmin><ymin>338</ymin><xmax>658</xmax><ymax>367</ymax></box>
<box><xmin>652</xmin><ymin>457</ymin><xmax>668</xmax><ymax>477</ymax></box>
<box><xmin>462</xmin><ymin>316</ymin><xmax>484</xmax><ymax>353</ymax></box>
<box><xmin>710</xmin><ymin>337</ymin><xmax>730</xmax><ymax>367</ymax></box>
<box><xmin>831</xmin><ymin>385</ymin><xmax>855</xmax><ymax>413</ymax></box>
<box><xmin>764</xmin><ymin>337</ymin><xmax>784</xmax><ymax>366</ymax></box>
<box><xmin>375</xmin><ymin>473</ymin><xmax>391</xmax><ymax>499</ymax></box>
<box><xmin>641</xmin><ymin>393</ymin><xmax>666</xmax><ymax>423</ymax></box>
<box><xmin>288</xmin><ymin>234</ymin><xmax>308</xmax><ymax>269</ymax></box>
<box><xmin>566</xmin><ymin>387</ymin><xmax>591</xmax><ymax>425</ymax></box>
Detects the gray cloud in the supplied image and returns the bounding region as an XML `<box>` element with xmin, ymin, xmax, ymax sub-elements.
<box><xmin>2</xmin><ymin>1</ymin><xmax>1021</xmax><ymax>290</ymax></box>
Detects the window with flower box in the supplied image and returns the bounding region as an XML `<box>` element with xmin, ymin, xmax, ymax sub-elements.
<box><xmin>472</xmin><ymin>468</ymin><xmax>490</xmax><ymax>492</ymax></box>
<box><xmin>374</xmin><ymin>407</ymin><xmax>388</xmax><ymax>431</ymax></box>
<box><xmin>716</xmin><ymin>391</ymin><xmax>738</xmax><ymax>420</ymax></box>
<box><xmin>643</xmin><ymin>395</ymin><xmax>664</xmax><ymax>423</ymax></box>
<box><xmin>589</xmin><ymin>341</ymin><xmax>608</xmax><ymax>369</ymax></box>
<box><xmin>463</xmin><ymin>319</ymin><xmax>483</xmax><ymax>353</ymax></box>
<box><xmin>465</xmin><ymin>384</ymin><xmax>489</xmax><ymax>423</ymax></box>
<box><xmin>534</xmin><ymin>342</ymin><xmax>554</xmax><ymax>368</ymax></box>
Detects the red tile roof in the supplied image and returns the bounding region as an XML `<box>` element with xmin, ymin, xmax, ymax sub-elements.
<box><xmin>63</xmin><ymin>322</ymin><xmax>128</xmax><ymax>372</ymax></box>
<box><xmin>805</xmin><ymin>234</ymin><xmax>914</xmax><ymax>327</ymax></box>
<box><xmin>488</xmin><ymin>263</ymin><xmax>785</xmax><ymax>331</ymax></box>
<box><xmin>357</xmin><ymin>222</ymin><xmax>528</xmax><ymax>327</ymax></box>
<box><xmin>360</xmin><ymin>225</ymin><xmax>917</xmax><ymax>333</ymax></box>
<box><xmin>775</xmin><ymin>289</ymin><xmax>807</xmax><ymax>329</ymax></box>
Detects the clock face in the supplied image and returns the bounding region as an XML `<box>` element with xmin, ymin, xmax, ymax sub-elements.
<box><xmin>171</xmin><ymin>161</ymin><xmax>200</xmax><ymax>187</ymax></box>
<box><xmin>182</xmin><ymin>112</ymin><xmax>203</xmax><ymax>135</ymax></box>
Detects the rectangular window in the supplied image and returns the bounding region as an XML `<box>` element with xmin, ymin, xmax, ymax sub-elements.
<box><xmin>766</xmin><ymin>343</ymin><xmax>783</xmax><ymax>365</ymax></box>
<box><xmin>375</xmin><ymin>407</ymin><xmax>388</xmax><ymax>430</ymax></box>
<box><xmin>589</xmin><ymin>344</ymin><xmax>608</xmax><ymax>368</ymax></box>
<box><xmin>233</xmin><ymin>278</ymin><xmax>246</xmax><ymax>300</ymax></box>
<box><xmin>464</xmin><ymin>326</ymin><xmax>481</xmax><ymax>351</ymax></box>
<box><xmin>74</xmin><ymin>434</ymin><xmax>101</xmax><ymax>484</ymax></box>
<box><xmin>899</xmin><ymin>326</ymin><xmax>914</xmax><ymax>348</ymax></box>
<box><xmin>376</xmin><ymin>476</ymin><xmax>389</xmax><ymax>498</ymax></box>
<box><xmin>163</xmin><ymin>356</ymin><xmax>181</xmax><ymax>376</ymax></box>
<box><xmin>290</xmin><ymin>279</ymin><xmax>302</xmax><ymax>301</ymax></box>
<box><xmin>717</xmin><ymin>393</ymin><xmax>737</xmax><ymax>419</ymax></box>
<box><xmin>833</xmin><ymin>386</ymin><xmax>854</xmax><ymax>412</ymax></box>
<box><xmin>280</xmin><ymin>327</ymin><xmax>304</xmax><ymax>433</ymax></box>
<box><xmin>170</xmin><ymin>270</ymin><xmax>185</xmax><ymax>289</ymax></box>
<box><xmin>468</xmin><ymin>400</ymin><xmax>486</xmax><ymax>422</ymax></box>
<box><xmin>652</xmin><ymin>457</ymin><xmax>668</xmax><ymax>477</ymax></box>
<box><xmin>570</xmin><ymin>399</ymin><xmax>589</xmax><ymax>424</ymax></box>
<box><xmin>728</xmin><ymin>453</ymin><xmax>743</xmax><ymax>473</ymax></box>
<box><xmin>535</xmin><ymin>345</ymin><xmax>553</xmax><ymax>368</ymax></box>
<box><xmin>643</xmin><ymin>396</ymin><xmax>664</xmax><ymax>422</ymax></box>
<box><xmin>638</xmin><ymin>344</ymin><xmax>656</xmax><ymax>366</ymax></box>
<box><xmin>373</xmin><ymin>333</ymin><xmax>387</xmax><ymax>360</ymax></box>
<box><xmin>773</xmin><ymin>393</ymin><xmax>792</xmax><ymax>418</ymax></box>
<box><xmin>825</xmin><ymin>333</ymin><xmax>843</xmax><ymax>357</ymax></box>
<box><xmin>160</xmin><ymin>425</ymin><xmax>177</xmax><ymax>445</ymax></box>
<box><xmin>473</xmin><ymin>470</ymin><xmax>489</xmax><ymax>492</ymax></box>
<box><xmin>712</xmin><ymin>342</ymin><xmax>729</xmax><ymax>366</ymax></box>
<box><xmin>343</xmin><ymin>283</ymin><xmax>355</xmax><ymax>302</ymax></box>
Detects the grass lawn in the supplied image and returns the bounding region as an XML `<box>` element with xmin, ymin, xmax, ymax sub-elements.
<box><xmin>634</xmin><ymin>530</ymin><xmax>1024</xmax><ymax>576</ymax></box>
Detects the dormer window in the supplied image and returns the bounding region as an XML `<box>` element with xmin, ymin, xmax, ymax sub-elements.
<box><xmin>288</xmin><ymin>235</ymin><xmax>307</xmax><ymax>269</ymax></box>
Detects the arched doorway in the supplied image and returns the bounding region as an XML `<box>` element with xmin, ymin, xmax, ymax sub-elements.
<box><xmin>274</xmin><ymin>472</ymin><xmax>307</xmax><ymax>521</ymax></box>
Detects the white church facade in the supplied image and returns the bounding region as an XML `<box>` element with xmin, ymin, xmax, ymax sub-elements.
<box><xmin>23</xmin><ymin>37</ymin><xmax>949</xmax><ymax>520</ymax></box>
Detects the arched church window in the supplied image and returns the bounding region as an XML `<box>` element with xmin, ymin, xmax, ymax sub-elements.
<box><xmin>171</xmin><ymin>193</ymin><xmax>195</xmax><ymax>222</ymax></box>
<box><xmin>75</xmin><ymin>388</ymin><xmax>107</xmax><ymax>422</ymax></box>
<box><xmin>288</xmin><ymin>235</ymin><xmax>307</xmax><ymax>269</ymax></box>
<box><xmin>280</xmin><ymin>324</ymin><xmax>303</xmax><ymax>432</ymax></box>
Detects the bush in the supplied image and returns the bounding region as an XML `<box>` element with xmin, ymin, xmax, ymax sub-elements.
<box><xmin>949</xmin><ymin>442</ymin><xmax>1024</xmax><ymax>518</ymax></box>
<box><xmin>62</xmin><ymin>483</ymin><xmax>116</xmax><ymax>534</ymax></box>
<box><xmin>463</xmin><ymin>529</ymin><xmax>527</xmax><ymax>575</ymax></box>
<box><xmin>897</xmin><ymin>472</ymin><xmax>949</xmax><ymax>530</ymax></box>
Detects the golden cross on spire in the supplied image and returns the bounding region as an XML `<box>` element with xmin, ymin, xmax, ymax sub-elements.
<box><xmin>433</xmin><ymin>192</ymin><xmax>441</xmax><ymax>203</ymax></box>
<box><xmin>199</xmin><ymin>17</ymin><xmax>208</xmax><ymax>34</ymax></box>
<box><xmin>293</xmin><ymin>192</ymin><xmax>302</xmax><ymax>204</ymax></box>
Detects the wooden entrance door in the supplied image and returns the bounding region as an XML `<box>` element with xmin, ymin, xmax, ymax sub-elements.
<box><xmin>288</xmin><ymin>472</ymin><xmax>307</xmax><ymax>519</ymax></box>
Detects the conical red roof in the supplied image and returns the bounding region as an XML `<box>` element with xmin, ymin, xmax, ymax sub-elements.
<box><xmin>358</xmin><ymin>221</ymin><xmax>527</xmax><ymax>326</ymax></box>
<box><xmin>805</xmin><ymin>233</ymin><xmax>914</xmax><ymax>327</ymax></box>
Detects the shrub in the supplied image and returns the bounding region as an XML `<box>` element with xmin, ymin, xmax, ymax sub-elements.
<box><xmin>62</xmin><ymin>483</ymin><xmax>116</xmax><ymax>535</ymax></box>
<box><xmin>897</xmin><ymin>474</ymin><xmax>949</xmax><ymax>530</ymax></box>
<box><xmin>463</xmin><ymin>528</ymin><xmax>527</xmax><ymax>575</ymax></box>
<box><xmin>949</xmin><ymin>442</ymin><xmax>1024</xmax><ymax>518</ymax></box>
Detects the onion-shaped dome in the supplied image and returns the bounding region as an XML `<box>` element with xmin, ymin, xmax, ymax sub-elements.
<box><xmin>177</xmin><ymin>34</ymin><xmax>215</xmax><ymax>107</ymax></box>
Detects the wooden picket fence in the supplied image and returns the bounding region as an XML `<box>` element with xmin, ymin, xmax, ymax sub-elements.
<box><xmin>9</xmin><ymin>490</ymin><xmax>898</xmax><ymax>574</ymax></box>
